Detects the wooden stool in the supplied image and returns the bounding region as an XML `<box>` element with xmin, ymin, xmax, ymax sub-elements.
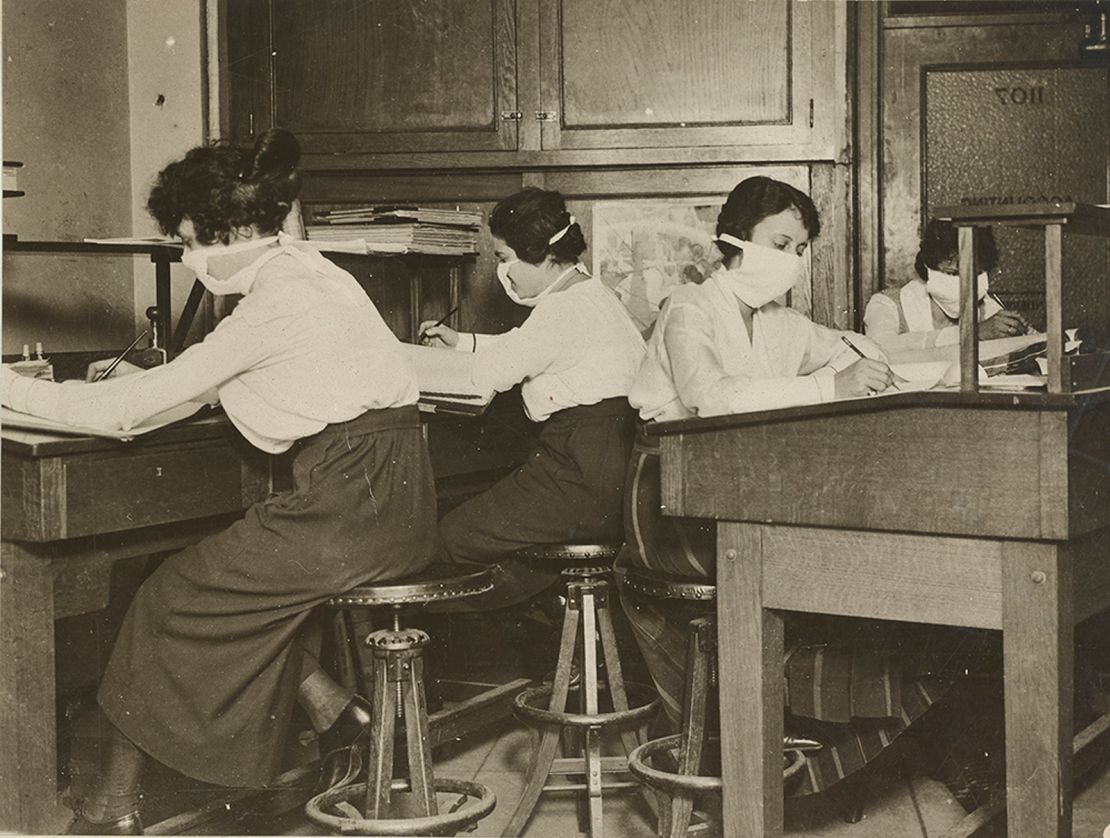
<box><xmin>503</xmin><ymin>544</ymin><xmax>660</xmax><ymax>838</ymax></box>
<box><xmin>618</xmin><ymin>565</ymin><xmax>815</xmax><ymax>838</ymax></box>
<box><xmin>305</xmin><ymin>562</ymin><xmax>498</xmax><ymax>837</ymax></box>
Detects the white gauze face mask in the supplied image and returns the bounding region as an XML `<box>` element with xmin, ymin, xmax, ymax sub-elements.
<box><xmin>496</xmin><ymin>261</ymin><xmax>585</xmax><ymax>307</ymax></box>
<box><xmin>180</xmin><ymin>235</ymin><xmax>280</xmax><ymax>296</ymax></box>
<box><xmin>715</xmin><ymin>233</ymin><xmax>805</xmax><ymax>308</ymax></box>
<box><xmin>925</xmin><ymin>268</ymin><xmax>989</xmax><ymax>320</ymax></box>
<box><xmin>495</xmin><ymin>215</ymin><xmax>585</xmax><ymax>307</ymax></box>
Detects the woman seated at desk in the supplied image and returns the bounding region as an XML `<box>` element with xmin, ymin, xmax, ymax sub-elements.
<box><xmin>863</xmin><ymin>218</ymin><xmax>1030</xmax><ymax>354</ymax></box>
<box><xmin>622</xmin><ymin>176</ymin><xmax>977</xmax><ymax>797</ymax></box>
<box><xmin>2</xmin><ymin>129</ymin><xmax>438</xmax><ymax>832</ymax></box>
<box><xmin>419</xmin><ymin>187</ymin><xmax>645</xmax><ymax>608</ymax></box>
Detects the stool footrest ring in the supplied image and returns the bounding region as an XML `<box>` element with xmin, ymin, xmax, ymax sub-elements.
<box><xmin>305</xmin><ymin>777</ymin><xmax>496</xmax><ymax>836</ymax></box>
<box><xmin>628</xmin><ymin>735</ymin><xmax>722</xmax><ymax>795</ymax></box>
<box><xmin>513</xmin><ymin>683</ymin><xmax>659</xmax><ymax>728</ymax></box>
<box><xmin>628</xmin><ymin>735</ymin><xmax>809</xmax><ymax>794</ymax></box>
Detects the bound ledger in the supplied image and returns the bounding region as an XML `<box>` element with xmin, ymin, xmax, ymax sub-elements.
<box><xmin>401</xmin><ymin>344</ymin><xmax>495</xmax><ymax>416</ymax></box>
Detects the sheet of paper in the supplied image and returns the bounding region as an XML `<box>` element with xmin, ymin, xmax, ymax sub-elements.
<box><xmin>1</xmin><ymin>401</ymin><xmax>208</xmax><ymax>441</ymax></box>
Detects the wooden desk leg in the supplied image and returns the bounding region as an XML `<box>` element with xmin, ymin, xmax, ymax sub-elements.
<box><xmin>0</xmin><ymin>544</ymin><xmax>71</xmax><ymax>833</ymax></box>
<box><xmin>1002</xmin><ymin>542</ymin><xmax>1073</xmax><ymax>838</ymax></box>
<box><xmin>717</xmin><ymin>523</ymin><xmax>785</xmax><ymax>837</ymax></box>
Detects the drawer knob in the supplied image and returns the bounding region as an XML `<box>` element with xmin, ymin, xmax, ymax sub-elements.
<box><xmin>154</xmin><ymin>467</ymin><xmax>163</xmax><ymax>477</ymax></box>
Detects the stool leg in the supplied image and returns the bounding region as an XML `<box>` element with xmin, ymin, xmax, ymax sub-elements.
<box><xmin>582</xmin><ymin>587</ymin><xmax>605</xmax><ymax>838</ymax></box>
<box><xmin>402</xmin><ymin>650</ymin><xmax>438</xmax><ymax>817</ymax></box>
<box><xmin>502</xmin><ymin>594</ymin><xmax>581</xmax><ymax>837</ymax></box>
<box><xmin>596</xmin><ymin>593</ymin><xmax>645</xmax><ymax>762</ymax></box>
<box><xmin>665</xmin><ymin>621</ymin><xmax>711</xmax><ymax>838</ymax></box>
<box><xmin>366</xmin><ymin>654</ymin><xmax>397</xmax><ymax>819</ymax></box>
<box><xmin>598</xmin><ymin>588</ymin><xmax>659</xmax><ymax>822</ymax></box>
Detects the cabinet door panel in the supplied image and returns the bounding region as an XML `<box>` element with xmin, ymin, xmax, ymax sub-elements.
<box><xmin>270</xmin><ymin>0</ymin><xmax>517</xmax><ymax>153</ymax></box>
<box><xmin>541</xmin><ymin>0</ymin><xmax>831</xmax><ymax>152</ymax></box>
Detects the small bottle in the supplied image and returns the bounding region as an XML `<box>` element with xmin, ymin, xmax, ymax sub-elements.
<box><xmin>34</xmin><ymin>341</ymin><xmax>44</xmax><ymax>360</ymax></box>
<box><xmin>21</xmin><ymin>343</ymin><xmax>30</xmax><ymax>361</ymax></box>
<box><xmin>131</xmin><ymin>306</ymin><xmax>168</xmax><ymax>368</ymax></box>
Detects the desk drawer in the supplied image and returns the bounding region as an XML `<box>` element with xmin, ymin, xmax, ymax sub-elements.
<box><xmin>61</xmin><ymin>441</ymin><xmax>250</xmax><ymax>538</ymax></box>
<box><xmin>3</xmin><ymin>438</ymin><xmax>263</xmax><ymax>542</ymax></box>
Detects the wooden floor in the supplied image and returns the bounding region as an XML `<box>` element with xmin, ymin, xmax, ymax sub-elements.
<box><xmin>55</xmin><ymin>609</ymin><xmax>1110</xmax><ymax>836</ymax></box>
<box><xmin>58</xmin><ymin>691</ymin><xmax>1110</xmax><ymax>837</ymax></box>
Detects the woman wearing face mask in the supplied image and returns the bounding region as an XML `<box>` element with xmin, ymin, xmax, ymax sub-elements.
<box><xmin>620</xmin><ymin>177</ymin><xmax>981</xmax><ymax>798</ymax></box>
<box><xmin>419</xmin><ymin>187</ymin><xmax>645</xmax><ymax>607</ymax></box>
<box><xmin>864</xmin><ymin>218</ymin><xmax>1030</xmax><ymax>354</ymax></box>
<box><xmin>1</xmin><ymin>129</ymin><xmax>439</xmax><ymax>832</ymax></box>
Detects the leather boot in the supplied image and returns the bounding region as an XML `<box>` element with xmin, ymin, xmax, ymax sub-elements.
<box><xmin>316</xmin><ymin>694</ymin><xmax>373</xmax><ymax>792</ymax></box>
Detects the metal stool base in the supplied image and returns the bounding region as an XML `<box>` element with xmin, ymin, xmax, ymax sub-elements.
<box><xmin>305</xmin><ymin>777</ymin><xmax>496</xmax><ymax>837</ymax></box>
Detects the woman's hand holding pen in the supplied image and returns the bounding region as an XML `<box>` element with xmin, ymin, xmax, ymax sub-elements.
<box><xmin>979</xmin><ymin>309</ymin><xmax>1030</xmax><ymax>340</ymax></box>
<box><xmin>418</xmin><ymin>321</ymin><xmax>460</xmax><ymax>348</ymax></box>
<box><xmin>85</xmin><ymin>358</ymin><xmax>143</xmax><ymax>382</ymax></box>
<box><xmin>835</xmin><ymin>358</ymin><xmax>894</xmax><ymax>398</ymax></box>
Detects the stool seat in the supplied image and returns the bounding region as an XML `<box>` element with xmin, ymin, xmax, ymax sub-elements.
<box><xmin>329</xmin><ymin>561</ymin><xmax>493</xmax><ymax>607</ymax></box>
<box><xmin>615</xmin><ymin>565</ymin><xmax>715</xmax><ymax>602</ymax></box>
<box><xmin>515</xmin><ymin>543</ymin><xmax>622</xmax><ymax>564</ymax></box>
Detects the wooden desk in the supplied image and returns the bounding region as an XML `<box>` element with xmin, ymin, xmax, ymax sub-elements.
<box><xmin>652</xmin><ymin>389</ymin><xmax>1110</xmax><ymax>837</ymax></box>
<box><xmin>0</xmin><ymin>399</ymin><xmax>534</xmax><ymax>834</ymax></box>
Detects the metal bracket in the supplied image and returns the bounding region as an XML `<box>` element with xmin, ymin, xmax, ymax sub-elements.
<box><xmin>535</xmin><ymin>110</ymin><xmax>558</xmax><ymax>122</ymax></box>
<box><xmin>500</xmin><ymin>111</ymin><xmax>523</xmax><ymax>121</ymax></box>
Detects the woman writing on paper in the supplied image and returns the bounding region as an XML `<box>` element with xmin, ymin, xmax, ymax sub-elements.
<box><xmin>1</xmin><ymin>129</ymin><xmax>438</xmax><ymax>831</ymax></box>
<box><xmin>621</xmin><ymin>176</ymin><xmax>981</xmax><ymax>798</ymax></box>
<box><xmin>419</xmin><ymin>187</ymin><xmax>645</xmax><ymax>607</ymax></box>
<box><xmin>863</xmin><ymin>218</ymin><xmax>1030</xmax><ymax>354</ymax></box>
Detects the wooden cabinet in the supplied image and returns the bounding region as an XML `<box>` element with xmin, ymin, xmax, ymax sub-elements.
<box><xmin>220</xmin><ymin>0</ymin><xmax>844</xmax><ymax>164</ymax></box>
<box><xmin>538</xmin><ymin>0</ymin><xmax>837</xmax><ymax>155</ymax></box>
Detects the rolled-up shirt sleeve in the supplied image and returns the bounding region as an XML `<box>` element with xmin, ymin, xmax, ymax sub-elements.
<box><xmin>2</xmin><ymin>314</ymin><xmax>271</xmax><ymax>431</ymax></box>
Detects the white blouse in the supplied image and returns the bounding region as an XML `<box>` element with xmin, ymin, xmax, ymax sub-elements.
<box><xmin>864</xmin><ymin>278</ymin><xmax>1003</xmax><ymax>354</ymax></box>
<box><xmin>454</xmin><ymin>276</ymin><xmax>645</xmax><ymax>422</ymax></box>
<box><xmin>629</xmin><ymin>268</ymin><xmax>880</xmax><ymax>422</ymax></box>
<box><xmin>2</xmin><ymin>242</ymin><xmax>419</xmax><ymax>453</ymax></box>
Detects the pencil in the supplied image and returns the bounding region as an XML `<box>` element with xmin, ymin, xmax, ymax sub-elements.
<box><xmin>841</xmin><ymin>335</ymin><xmax>900</xmax><ymax>390</ymax></box>
<box><xmin>94</xmin><ymin>330</ymin><xmax>148</xmax><ymax>382</ymax></box>
<box><xmin>420</xmin><ymin>306</ymin><xmax>459</xmax><ymax>339</ymax></box>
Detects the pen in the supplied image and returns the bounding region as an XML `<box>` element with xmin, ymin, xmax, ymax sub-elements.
<box><xmin>841</xmin><ymin>335</ymin><xmax>900</xmax><ymax>390</ymax></box>
<box><xmin>94</xmin><ymin>330</ymin><xmax>148</xmax><ymax>382</ymax></box>
<box><xmin>420</xmin><ymin>306</ymin><xmax>459</xmax><ymax>339</ymax></box>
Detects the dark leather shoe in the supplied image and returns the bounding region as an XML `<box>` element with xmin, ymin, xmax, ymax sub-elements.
<box><xmin>66</xmin><ymin>809</ymin><xmax>143</xmax><ymax>835</ymax></box>
<box><xmin>316</xmin><ymin>694</ymin><xmax>373</xmax><ymax>792</ymax></box>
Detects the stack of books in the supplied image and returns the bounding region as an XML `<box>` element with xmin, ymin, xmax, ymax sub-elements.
<box><xmin>307</xmin><ymin>206</ymin><xmax>482</xmax><ymax>255</ymax></box>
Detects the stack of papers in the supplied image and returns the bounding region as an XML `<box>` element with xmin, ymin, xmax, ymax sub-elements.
<box><xmin>308</xmin><ymin>206</ymin><xmax>482</xmax><ymax>256</ymax></box>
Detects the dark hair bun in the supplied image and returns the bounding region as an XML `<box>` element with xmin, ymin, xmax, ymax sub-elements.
<box><xmin>250</xmin><ymin>128</ymin><xmax>300</xmax><ymax>180</ymax></box>
<box><xmin>488</xmin><ymin>187</ymin><xmax>586</xmax><ymax>265</ymax></box>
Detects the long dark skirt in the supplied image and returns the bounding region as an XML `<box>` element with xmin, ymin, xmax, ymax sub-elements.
<box><xmin>619</xmin><ymin>431</ymin><xmax>991</xmax><ymax>795</ymax></box>
<box><xmin>439</xmin><ymin>397</ymin><xmax>635</xmax><ymax>609</ymax></box>
<box><xmin>98</xmin><ymin>405</ymin><xmax>437</xmax><ymax>788</ymax></box>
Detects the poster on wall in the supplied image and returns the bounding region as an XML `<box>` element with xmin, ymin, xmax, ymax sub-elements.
<box><xmin>592</xmin><ymin>197</ymin><xmax>812</xmax><ymax>333</ymax></box>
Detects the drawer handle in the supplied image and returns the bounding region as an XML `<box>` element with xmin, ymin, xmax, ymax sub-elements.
<box><xmin>154</xmin><ymin>467</ymin><xmax>163</xmax><ymax>477</ymax></box>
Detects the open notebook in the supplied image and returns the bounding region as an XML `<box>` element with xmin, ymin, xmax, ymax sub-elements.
<box><xmin>1</xmin><ymin>401</ymin><xmax>209</xmax><ymax>442</ymax></box>
<box><xmin>401</xmin><ymin>344</ymin><xmax>495</xmax><ymax>416</ymax></box>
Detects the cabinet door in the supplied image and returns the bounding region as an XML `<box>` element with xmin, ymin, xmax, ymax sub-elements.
<box><xmin>538</xmin><ymin>0</ymin><xmax>838</xmax><ymax>155</ymax></box>
<box><xmin>263</xmin><ymin>0</ymin><xmax>518</xmax><ymax>154</ymax></box>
